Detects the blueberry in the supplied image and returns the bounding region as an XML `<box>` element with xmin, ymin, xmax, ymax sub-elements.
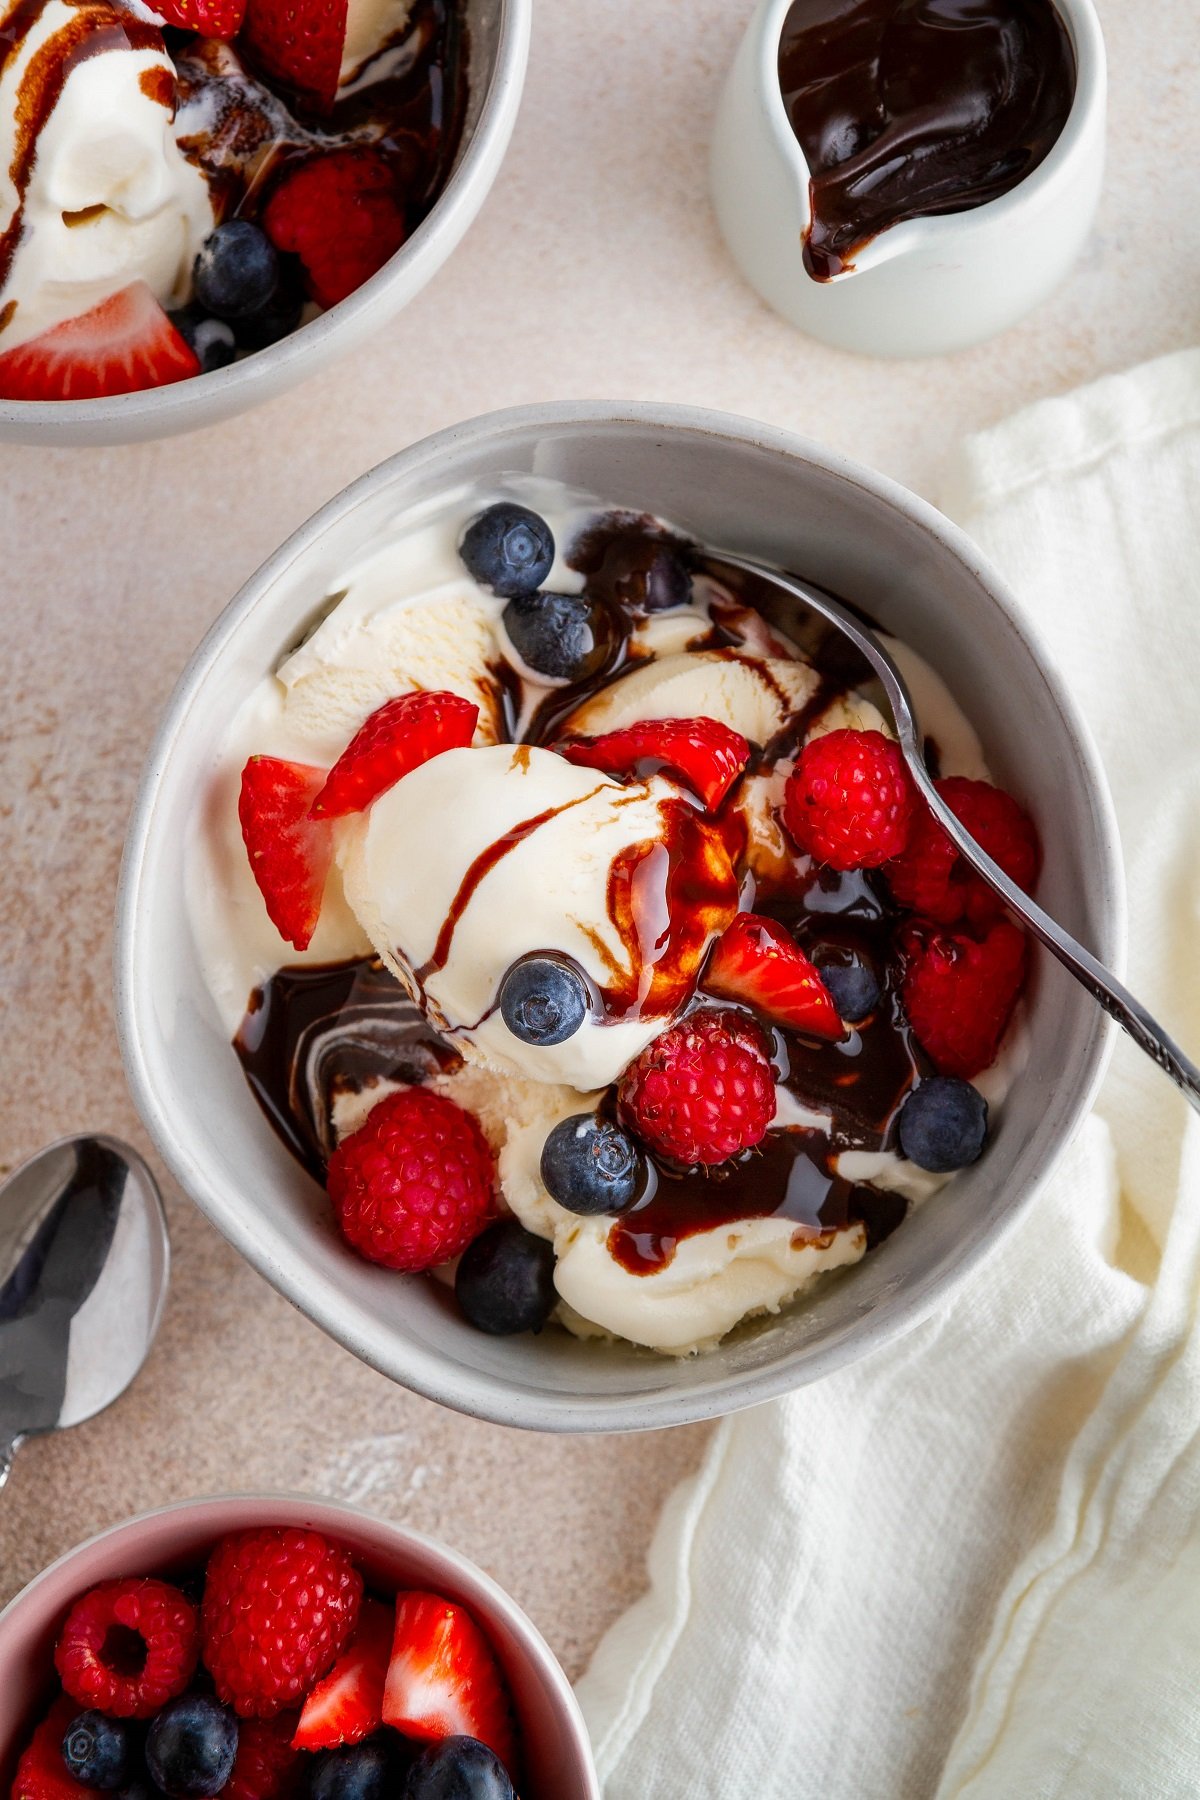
<box><xmin>813</xmin><ymin>949</ymin><xmax>880</xmax><ymax>1024</ymax></box>
<box><xmin>501</xmin><ymin>591</ymin><xmax>613</xmax><ymax>682</ymax></box>
<box><xmin>61</xmin><ymin>1713</ymin><xmax>132</xmax><ymax>1789</ymax></box>
<box><xmin>460</xmin><ymin>503</ymin><xmax>554</xmax><ymax>598</ymax></box>
<box><xmin>193</xmin><ymin>221</ymin><xmax>279</xmax><ymax>321</ymax></box>
<box><xmin>638</xmin><ymin>545</ymin><xmax>691</xmax><ymax>613</ymax></box>
<box><xmin>540</xmin><ymin>1113</ymin><xmax>644</xmax><ymax>1215</ymax></box>
<box><xmin>146</xmin><ymin>1695</ymin><xmax>238</xmax><ymax>1799</ymax></box>
<box><xmin>455</xmin><ymin>1219</ymin><xmax>557</xmax><ymax>1335</ymax></box>
<box><xmin>402</xmin><ymin>1736</ymin><xmax>514</xmax><ymax>1800</ymax></box>
<box><xmin>170</xmin><ymin>308</ymin><xmax>237</xmax><ymax>374</ymax></box>
<box><xmin>231</xmin><ymin>273</ymin><xmax>305</xmax><ymax>351</ymax></box>
<box><xmin>499</xmin><ymin>956</ymin><xmax>589</xmax><ymax>1046</ymax></box>
<box><xmin>898</xmin><ymin>1076</ymin><xmax>988</xmax><ymax>1173</ymax></box>
<box><xmin>309</xmin><ymin>1741</ymin><xmax>395</xmax><ymax>1800</ymax></box>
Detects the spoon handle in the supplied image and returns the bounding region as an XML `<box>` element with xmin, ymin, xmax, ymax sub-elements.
<box><xmin>911</xmin><ymin>763</ymin><xmax>1200</xmax><ymax>1113</ymax></box>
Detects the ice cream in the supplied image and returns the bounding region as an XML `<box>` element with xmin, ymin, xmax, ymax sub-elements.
<box><xmin>195</xmin><ymin>478</ymin><xmax>1034</xmax><ymax>1356</ymax></box>
<box><xmin>0</xmin><ymin>0</ymin><xmax>214</xmax><ymax>352</ymax></box>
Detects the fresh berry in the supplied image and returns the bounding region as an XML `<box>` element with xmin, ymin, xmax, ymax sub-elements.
<box><xmin>618</xmin><ymin>1008</ymin><xmax>775</xmax><ymax>1167</ymax></box>
<box><xmin>152</xmin><ymin>0</ymin><xmax>244</xmax><ymax>35</ymax></box>
<box><xmin>559</xmin><ymin>717</ymin><xmax>750</xmax><ymax>812</ymax></box>
<box><xmin>310</xmin><ymin>691</ymin><xmax>478</xmax><ymax>820</ymax></box>
<box><xmin>630</xmin><ymin>545</ymin><xmax>691</xmax><ymax>614</ymax></box>
<box><xmin>783</xmin><ymin>728</ymin><xmax>917</xmax><ymax>870</ymax></box>
<box><xmin>900</xmin><ymin>919</ymin><xmax>1028</xmax><ymax>1079</ymax></box>
<box><xmin>263</xmin><ymin>151</ymin><xmax>406</xmax><ymax>310</ymax></box>
<box><xmin>169</xmin><ymin>309</ymin><xmax>237</xmax><ymax>374</ymax></box>
<box><xmin>703</xmin><ymin>912</ymin><xmax>844</xmax><ymax>1039</ymax></box>
<box><xmin>146</xmin><ymin>1695</ymin><xmax>239</xmax><ymax>1800</ymax></box>
<box><xmin>459</xmin><ymin>504</ymin><xmax>554</xmax><ymax>599</ymax></box>
<box><xmin>240</xmin><ymin>0</ymin><xmax>347</xmax><ymax>112</ymax></box>
<box><xmin>498</xmin><ymin>956</ymin><xmax>589</xmax><ymax>1047</ymax></box>
<box><xmin>193</xmin><ymin>223</ymin><xmax>280</xmax><ymax>321</ymax></box>
<box><xmin>402</xmin><ymin>1737</ymin><xmax>514</xmax><ymax>1800</ymax></box>
<box><xmin>502</xmin><ymin>591</ymin><xmax>613</xmax><ymax>682</ymax></box>
<box><xmin>224</xmin><ymin>1716</ymin><xmax>304</xmax><ymax>1800</ymax></box>
<box><xmin>202</xmin><ymin>1529</ymin><xmax>363</xmax><ymax>1719</ymax></box>
<box><xmin>382</xmin><ymin>1594</ymin><xmax>517</xmax><ymax>1773</ymax></box>
<box><xmin>539</xmin><ymin>1113</ymin><xmax>644</xmax><ymax>1215</ymax></box>
<box><xmin>884</xmin><ymin>776</ymin><xmax>1040</xmax><ymax>925</ymax></box>
<box><xmin>55</xmin><ymin>1579</ymin><xmax>200</xmax><ymax>1720</ymax></box>
<box><xmin>293</xmin><ymin>1600</ymin><xmax>392</xmax><ymax>1750</ymax></box>
<box><xmin>15</xmin><ymin>1700</ymin><xmax>104</xmax><ymax>1800</ymax></box>
<box><xmin>231</xmin><ymin>278</ymin><xmax>305</xmax><ymax>352</ymax></box>
<box><xmin>327</xmin><ymin>1088</ymin><xmax>495</xmax><ymax>1274</ymax></box>
<box><xmin>309</xmin><ymin>1741</ymin><xmax>396</xmax><ymax>1800</ymax></box>
<box><xmin>61</xmin><ymin>1714</ymin><xmax>132</xmax><ymax>1790</ymax></box>
<box><xmin>898</xmin><ymin>1076</ymin><xmax>988</xmax><ymax>1172</ymax></box>
<box><xmin>238</xmin><ymin>758</ymin><xmax>333</xmax><ymax>952</ymax></box>
<box><xmin>0</xmin><ymin>283</ymin><xmax>199</xmax><ymax>401</ymax></box>
<box><xmin>810</xmin><ymin>945</ymin><xmax>881</xmax><ymax>1024</ymax></box>
<box><xmin>454</xmin><ymin>1220</ymin><xmax>557</xmax><ymax>1336</ymax></box>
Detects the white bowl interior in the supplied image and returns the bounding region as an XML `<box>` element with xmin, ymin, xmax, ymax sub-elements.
<box><xmin>0</xmin><ymin>1496</ymin><xmax>597</xmax><ymax>1800</ymax></box>
<box><xmin>117</xmin><ymin>406</ymin><xmax>1122</xmax><ymax>1430</ymax></box>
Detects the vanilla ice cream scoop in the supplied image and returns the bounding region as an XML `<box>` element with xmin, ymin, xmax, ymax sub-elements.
<box><xmin>0</xmin><ymin>0</ymin><xmax>214</xmax><ymax>352</ymax></box>
<box><xmin>338</xmin><ymin>743</ymin><xmax>740</xmax><ymax>1089</ymax></box>
<box><xmin>562</xmin><ymin>647</ymin><xmax>818</xmax><ymax>744</ymax></box>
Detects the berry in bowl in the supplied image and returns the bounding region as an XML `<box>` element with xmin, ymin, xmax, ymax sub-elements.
<box><xmin>0</xmin><ymin>1497</ymin><xmax>597</xmax><ymax>1800</ymax></box>
<box><xmin>117</xmin><ymin>403</ymin><xmax>1121</xmax><ymax>1430</ymax></box>
<box><xmin>0</xmin><ymin>0</ymin><xmax>528</xmax><ymax>442</ymax></box>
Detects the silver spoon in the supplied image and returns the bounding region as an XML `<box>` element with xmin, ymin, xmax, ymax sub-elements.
<box><xmin>716</xmin><ymin>552</ymin><xmax>1200</xmax><ymax>1112</ymax></box>
<box><xmin>0</xmin><ymin>1135</ymin><xmax>169</xmax><ymax>1489</ymax></box>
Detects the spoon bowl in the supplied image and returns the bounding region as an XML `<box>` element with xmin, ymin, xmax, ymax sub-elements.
<box><xmin>0</xmin><ymin>1135</ymin><xmax>169</xmax><ymax>1486</ymax></box>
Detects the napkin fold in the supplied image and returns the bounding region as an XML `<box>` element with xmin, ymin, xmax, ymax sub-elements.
<box><xmin>576</xmin><ymin>348</ymin><xmax>1200</xmax><ymax>1799</ymax></box>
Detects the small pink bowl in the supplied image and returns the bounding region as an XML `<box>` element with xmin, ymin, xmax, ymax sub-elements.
<box><xmin>0</xmin><ymin>1495</ymin><xmax>597</xmax><ymax>1800</ymax></box>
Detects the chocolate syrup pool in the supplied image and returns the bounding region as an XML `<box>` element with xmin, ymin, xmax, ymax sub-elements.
<box><xmin>778</xmin><ymin>0</ymin><xmax>1076</xmax><ymax>281</ymax></box>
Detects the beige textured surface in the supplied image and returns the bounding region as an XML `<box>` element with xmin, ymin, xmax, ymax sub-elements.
<box><xmin>0</xmin><ymin>0</ymin><xmax>1196</xmax><ymax>1683</ymax></box>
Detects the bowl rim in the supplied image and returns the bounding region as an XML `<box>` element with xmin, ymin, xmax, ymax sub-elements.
<box><xmin>0</xmin><ymin>1491</ymin><xmax>599</xmax><ymax>1799</ymax></box>
<box><xmin>0</xmin><ymin>0</ymin><xmax>530</xmax><ymax>442</ymax></box>
<box><xmin>114</xmin><ymin>398</ymin><xmax>1126</xmax><ymax>1433</ymax></box>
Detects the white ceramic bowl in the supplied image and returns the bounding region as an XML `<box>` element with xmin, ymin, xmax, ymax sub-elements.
<box><xmin>710</xmin><ymin>0</ymin><xmax>1106</xmax><ymax>357</ymax></box>
<box><xmin>115</xmin><ymin>401</ymin><xmax>1124</xmax><ymax>1432</ymax></box>
<box><xmin>0</xmin><ymin>1494</ymin><xmax>598</xmax><ymax>1800</ymax></box>
<box><xmin>0</xmin><ymin>0</ymin><xmax>529</xmax><ymax>447</ymax></box>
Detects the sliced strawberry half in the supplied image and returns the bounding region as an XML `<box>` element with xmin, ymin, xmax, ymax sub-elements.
<box><xmin>153</xmin><ymin>0</ymin><xmax>245</xmax><ymax>36</ymax></box>
<box><xmin>13</xmin><ymin>1698</ymin><xmax>104</xmax><ymax>1800</ymax></box>
<box><xmin>704</xmin><ymin>912</ymin><xmax>845</xmax><ymax>1040</ymax></box>
<box><xmin>0</xmin><ymin>284</ymin><xmax>200</xmax><ymax>402</ymax></box>
<box><xmin>240</xmin><ymin>0</ymin><xmax>347</xmax><ymax>114</ymax></box>
<box><xmin>558</xmin><ymin>716</ymin><xmax>750</xmax><ymax>812</ymax></box>
<box><xmin>382</xmin><ymin>1591</ymin><xmax>518</xmax><ymax>1776</ymax></box>
<box><xmin>239</xmin><ymin>757</ymin><xmax>333</xmax><ymax>952</ymax></box>
<box><xmin>310</xmin><ymin>690</ymin><xmax>479</xmax><ymax>820</ymax></box>
<box><xmin>293</xmin><ymin>1598</ymin><xmax>392</xmax><ymax>1750</ymax></box>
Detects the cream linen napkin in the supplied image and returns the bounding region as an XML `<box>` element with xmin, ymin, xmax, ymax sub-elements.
<box><xmin>575</xmin><ymin>348</ymin><xmax>1200</xmax><ymax>1800</ymax></box>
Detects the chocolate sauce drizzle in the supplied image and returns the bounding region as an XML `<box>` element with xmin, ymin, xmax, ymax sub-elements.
<box><xmin>778</xmin><ymin>0</ymin><xmax>1076</xmax><ymax>281</ymax></box>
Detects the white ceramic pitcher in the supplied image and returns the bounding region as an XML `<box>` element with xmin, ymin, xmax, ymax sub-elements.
<box><xmin>710</xmin><ymin>0</ymin><xmax>1106</xmax><ymax>358</ymax></box>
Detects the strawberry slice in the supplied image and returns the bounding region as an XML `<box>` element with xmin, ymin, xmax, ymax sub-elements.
<box><xmin>382</xmin><ymin>1592</ymin><xmax>518</xmax><ymax>1776</ymax></box>
<box><xmin>13</xmin><ymin>1699</ymin><xmax>104</xmax><ymax>1800</ymax></box>
<box><xmin>239</xmin><ymin>757</ymin><xmax>333</xmax><ymax>952</ymax></box>
<box><xmin>310</xmin><ymin>690</ymin><xmax>479</xmax><ymax>820</ymax></box>
<box><xmin>704</xmin><ymin>912</ymin><xmax>845</xmax><ymax>1040</ymax></box>
<box><xmin>0</xmin><ymin>284</ymin><xmax>200</xmax><ymax>401</ymax></box>
<box><xmin>153</xmin><ymin>0</ymin><xmax>245</xmax><ymax>36</ymax></box>
<box><xmin>558</xmin><ymin>717</ymin><xmax>750</xmax><ymax>812</ymax></box>
<box><xmin>293</xmin><ymin>1599</ymin><xmax>391</xmax><ymax>1750</ymax></box>
<box><xmin>240</xmin><ymin>0</ymin><xmax>347</xmax><ymax>114</ymax></box>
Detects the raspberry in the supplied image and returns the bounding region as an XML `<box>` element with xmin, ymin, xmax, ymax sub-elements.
<box><xmin>783</xmin><ymin>728</ymin><xmax>916</xmax><ymax>869</ymax></box>
<box><xmin>202</xmin><ymin>1529</ymin><xmax>363</xmax><ymax>1719</ymax></box>
<box><xmin>619</xmin><ymin>1008</ymin><xmax>775</xmax><ymax>1166</ymax></box>
<box><xmin>885</xmin><ymin>776</ymin><xmax>1040</xmax><ymax>924</ymax></box>
<box><xmin>327</xmin><ymin>1088</ymin><xmax>495</xmax><ymax>1273</ymax></box>
<box><xmin>55</xmin><ymin>1580</ymin><xmax>199</xmax><ymax>1720</ymax></box>
<box><xmin>224</xmin><ymin>1716</ymin><xmax>304</xmax><ymax>1800</ymax></box>
<box><xmin>263</xmin><ymin>151</ymin><xmax>407</xmax><ymax>311</ymax></box>
<box><xmin>900</xmin><ymin>919</ymin><xmax>1028</xmax><ymax>1079</ymax></box>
